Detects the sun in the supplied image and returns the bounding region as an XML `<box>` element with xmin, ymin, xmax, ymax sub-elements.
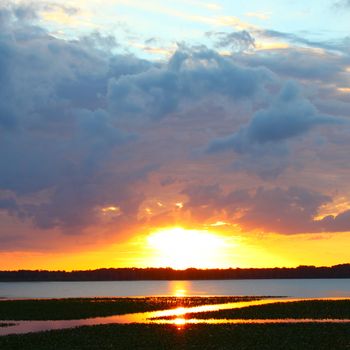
<box><xmin>147</xmin><ymin>227</ymin><xmax>227</xmax><ymax>269</ymax></box>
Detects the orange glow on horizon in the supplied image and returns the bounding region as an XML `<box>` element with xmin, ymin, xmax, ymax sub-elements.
<box><xmin>1</xmin><ymin>227</ymin><xmax>350</xmax><ymax>271</ymax></box>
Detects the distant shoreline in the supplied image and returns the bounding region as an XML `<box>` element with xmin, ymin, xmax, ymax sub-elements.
<box><xmin>1</xmin><ymin>264</ymin><xmax>350</xmax><ymax>281</ymax></box>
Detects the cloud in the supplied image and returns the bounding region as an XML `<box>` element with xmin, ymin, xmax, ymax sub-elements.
<box><xmin>208</xmin><ymin>27</ymin><xmax>350</xmax><ymax>57</ymax></box>
<box><xmin>0</xmin><ymin>4</ymin><xmax>149</xmax><ymax>232</ymax></box>
<box><xmin>108</xmin><ymin>45</ymin><xmax>273</xmax><ymax>119</ymax></box>
<box><xmin>234</xmin><ymin>187</ymin><xmax>329</xmax><ymax>234</ymax></box>
<box><xmin>321</xmin><ymin>210</ymin><xmax>350</xmax><ymax>231</ymax></box>
<box><xmin>0</xmin><ymin>2</ymin><xmax>349</xmax><ymax>251</ymax></box>
<box><xmin>245</xmin><ymin>12</ymin><xmax>271</xmax><ymax>20</ymax></box>
<box><xmin>0</xmin><ymin>197</ymin><xmax>21</xmax><ymax>217</ymax></box>
<box><xmin>183</xmin><ymin>185</ymin><xmax>350</xmax><ymax>234</ymax></box>
<box><xmin>236</xmin><ymin>47</ymin><xmax>350</xmax><ymax>86</ymax></box>
<box><xmin>236</xmin><ymin>82</ymin><xmax>337</xmax><ymax>143</ymax></box>
<box><xmin>333</xmin><ymin>0</ymin><xmax>350</xmax><ymax>8</ymax></box>
<box><xmin>236</xmin><ymin>187</ymin><xmax>350</xmax><ymax>234</ymax></box>
<box><xmin>257</xmin><ymin>29</ymin><xmax>350</xmax><ymax>54</ymax></box>
<box><xmin>207</xmin><ymin>30</ymin><xmax>255</xmax><ymax>52</ymax></box>
<box><xmin>207</xmin><ymin>81</ymin><xmax>342</xmax><ymax>178</ymax></box>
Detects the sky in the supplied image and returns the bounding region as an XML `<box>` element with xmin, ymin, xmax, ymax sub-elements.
<box><xmin>1</xmin><ymin>0</ymin><xmax>350</xmax><ymax>270</ymax></box>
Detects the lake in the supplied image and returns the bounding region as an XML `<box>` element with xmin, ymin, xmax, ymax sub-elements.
<box><xmin>1</xmin><ymin>279</ymin><xmax>350</xmax><ymax>299</ymax></box>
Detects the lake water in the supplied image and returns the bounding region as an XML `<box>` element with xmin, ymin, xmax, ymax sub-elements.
<box><xmin>1</xmin><ymin>279</ymin><xmax>350</xmax><ymax>299</ymax></box>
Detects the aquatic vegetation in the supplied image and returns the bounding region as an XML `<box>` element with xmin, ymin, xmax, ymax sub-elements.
<box><xmin>1</xmin><ymin>323</ymin><xmax>350</xmax><ymax>350</ymax></box>
<box><xmin>1</xmin><ymin>298</ymin><xmax>350</xmax><ymax>349</ymax></box>
<box><xmin>0</xmin><ymin>323</ymin><xmax>15</xmax><ymax>328</ymax></box>
<box><xmin>177</xmin><ymin>299</ymin><xmax>350</xmax><ymax>320</ymax></box>
<box><xmin>0</xmin><ymin>296</ymin><xmax>263</xmax><ymax>320</ymax></box>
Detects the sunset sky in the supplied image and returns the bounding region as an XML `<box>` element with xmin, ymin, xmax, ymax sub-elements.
<box><xmin>1</xmin><ymin>0</ymin><xmax>350</xmax><ymax>270</ymax></box>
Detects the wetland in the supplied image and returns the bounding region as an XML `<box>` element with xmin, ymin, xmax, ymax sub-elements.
<box><xmin>1</xmin><ymin>296</ymin><xmax>350</xmax><ymax>349</ymax></box>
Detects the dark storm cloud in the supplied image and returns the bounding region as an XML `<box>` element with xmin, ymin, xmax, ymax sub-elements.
<box><xmin>183</xmin><ymin>185</ymin><xmax>350</xmax><ymax>234</ymax></box>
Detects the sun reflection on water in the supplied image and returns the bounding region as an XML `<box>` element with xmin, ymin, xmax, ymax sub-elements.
<box><xmin>169</xmin><ymin>280</ymin><xmax>190</xmax><ymax>296</ymax></box>
<box><xmin>174</xmin><ymin>317</ymin><xmax>186</xmax><ymax>330</ymax></box>
<box><xmin>174</xmin><ymin>307</ymin><xmax>186</xmax><ymax>316</ymax></box>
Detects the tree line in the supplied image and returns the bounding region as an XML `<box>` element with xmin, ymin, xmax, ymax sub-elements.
<box><xmin>0</xmin><ymin>264</ymin><xmax>350</xmax><ymax>281</ymax></box>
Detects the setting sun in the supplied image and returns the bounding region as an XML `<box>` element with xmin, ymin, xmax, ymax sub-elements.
<box><xmin>147</xmin><ymin>227</ymin><xmax>227</xmax><ymax>269</ymax></box>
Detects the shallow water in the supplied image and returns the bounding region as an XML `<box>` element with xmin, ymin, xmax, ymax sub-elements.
<box><xmin>1</xmin><ymin>279</ymin><xmax>350</xmax><ymax>299</ymax></box>
<box><xmin>1</xmin><ymin>297</ymin><xmax>350</xmax><ymax>336</ymax></box>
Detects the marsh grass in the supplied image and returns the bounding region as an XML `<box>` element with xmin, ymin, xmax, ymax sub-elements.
<box><xmin>177</xmin><ymin>299</ymin><xmax>350</xmax><ymax>320</ymax></box>
<box><xmin>0</xmin><ymin>296</ymin><xmax>263</xmax><ymax>320</ymax></box>
<box><xmin>0</xmin><ymin>323</ymin><xmax>15</xmax><ymax>328</ymax></box>
<box><xmin>1</xmin><ymin>323</ymin><xmax>350</xmax><ymax>350</ymax></box>
<box><xmin>1</xmin><ymin>298</ymin><xmax>350</xmax><ymax>349</ymax></box>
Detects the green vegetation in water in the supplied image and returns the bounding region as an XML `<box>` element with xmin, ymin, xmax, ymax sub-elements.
<box><xmin>0</xmin><ymin>323</ymin><xmax>15</xmax><ymax>328</ymax></box>
<box><xmin>175</xmin><ymin>299</ymin><xmax>350</xmax><ymax>320</ymax></box>
<box><xmin>1</xmin><ymin>323</ymin><xmax>350</xmax><ymax>350</ymax></box>
<box><xmin>0</xmin><ymin>296</ymin><xmax>264</xmax><ymax>320</ymax></box>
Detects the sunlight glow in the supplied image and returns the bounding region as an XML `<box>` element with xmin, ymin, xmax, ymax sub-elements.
<box><xmin>101</xmin><ymin>206</ymin><xmax>121</xmax><ymax>215</ymax></box>
<box><xmin>174</xmin><ymin>317</ymin><xmax>186</xmax><ymax>326</ymax></box>
<box><xmin>147</xmin><ymin>227</ymin><xmax>227</xmax><ymax>269</ymax></box>
<box><xmin>337</xmin><ymin>87</ymin><xmax>350</xmax><ymax>93</ymax></box>
<box><xmin>175</xmin><ymin>202</ymin><xmax>184</xmax><ymax>209</ymax></box>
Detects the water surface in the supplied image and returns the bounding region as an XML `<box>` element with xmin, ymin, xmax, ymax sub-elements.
<box><xmin>1</xmin><ymin>279</ymin><xmax>350</xmax><ymax>299</ymax></box>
